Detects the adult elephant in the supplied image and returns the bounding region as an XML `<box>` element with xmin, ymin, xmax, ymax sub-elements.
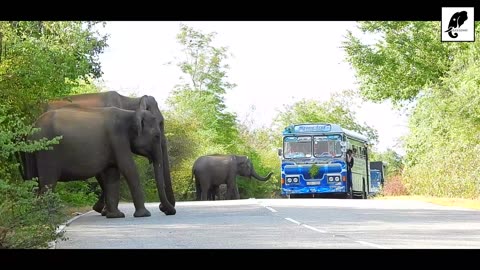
<box><xmin>192</xmin><ymin>155</ymin><xmax>273</xmax><ymax>200</ymax></box>
<box><xmin>46</xmin><ymin>90</ymin><xmax>175</xmax><ymax>214</ymax></box>
<box><xmin>20</xmin><ymin>105</ymin><xmax>176</xmax><ymax>218</ymax></box>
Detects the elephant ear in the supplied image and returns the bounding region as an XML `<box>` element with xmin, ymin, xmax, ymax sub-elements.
<box><xmin>135</xmin><ymin>110</ymin><xmax>145</xmax><ymax>136</ymax></box>
<box><xmin>139</xmin><ymin>95</ymin><xmax>149</xmax><ymax>110</ymax></box>
<box><xmin>238</xmin><ymin>156</ymin><xmax>252</xmax><ymax>177</ymax></box>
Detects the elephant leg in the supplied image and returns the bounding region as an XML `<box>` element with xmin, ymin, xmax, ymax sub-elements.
<box><xmin>116</xmin><ymin>154</ymin><xmax>150</xmax><ymax>218</ymax></box>
<box><xmin>209</xmin><ymin>186</ymin><xmax>219</xmax><ymax>200</ymax></box>
<box><xmin>226</xmin><ymin>185</ymin><xmax>236</xmax><ymax>200</ymax></box>
<box><xmin>195</xmin><ymin>181</ymin><xmax>202</xmax><ymax>201</ymax></box>
<box><xmin>36</xmin><ymin>153</ymin><xmax>59</xmax><ymax>195</ymax></box>
<box><xmin>207</xmin><ymin>187</ymin><xmax>215</xmax><ymax>201</ymax></box>
<box><xmin>200</xmin><ymin>182</ymin><xmax>211</xmax><ymax>201</ymax></box>
<box><xmin>234</xmin><ymin>185</ymin><xmax>240</xmax><ymax>200</ymax></box>
<box><xmin>103</xmin><ymin>167</ymin><xmax>125</xmax><ymax>219</ymax></box>
<box><xmin>92</xmin><ymin>173</ymin><xmax>106</xmax><ymax>214</ymax></box>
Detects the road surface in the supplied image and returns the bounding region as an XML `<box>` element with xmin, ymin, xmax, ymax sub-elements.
<box><xmin>55</xmin><ymin>198</ymin><xmax>480</xmax><ymax>249</ymax></box>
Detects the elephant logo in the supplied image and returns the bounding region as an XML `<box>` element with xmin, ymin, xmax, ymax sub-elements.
<box><xmin>442</xmin><ymin>7</ymin><xmax>475</xmax><ymax>42</ymax></box>
<box><xmin>445</xmin><ymin>11</ymin><xmax>468</xmax><ymax>38</ymax></box>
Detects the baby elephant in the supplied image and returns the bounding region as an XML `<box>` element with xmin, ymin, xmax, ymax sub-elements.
<box><xmin>20</xmin><ymin>105</ymin><xmax>176</xmax><ymax>218</ymax></box>
<box><xmin>192</xmin><ymin>154</ymin><xmax>273</xmax><ymax>200</ymax></box>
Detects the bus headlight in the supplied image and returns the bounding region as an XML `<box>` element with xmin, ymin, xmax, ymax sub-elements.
<box><xmin>286</xmin><ymin>177</ymin><xmax>292</xmax><ymax>183</ymax></box>
<box><xmin>293</xmin><ymin>177</ymin><xmax>299</xmax><ymax>183</ymax></box>
<box><xmin>335</xmin><ymin>176</ymin><xmax>340</xmax><ymax>182</ymax></box>
<box><xmin>328</xmin><ymin>176</ymin><xmax>334</xmax><ymax>182</ymax></box>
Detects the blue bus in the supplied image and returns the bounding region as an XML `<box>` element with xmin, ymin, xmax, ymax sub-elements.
<box><xmin>370</xmin><ymin>169</ymin><xmax>382</xmax><ymax>194</ymax></box>
<box><xmin>278</xmin><ymin>123</ymin><xmax>376</xmax><ymax>199</ymax></box>
<box><xmin>369</xmin><ymin>161</ymin><xmax>386</xmax><ymax>194</ymax></box>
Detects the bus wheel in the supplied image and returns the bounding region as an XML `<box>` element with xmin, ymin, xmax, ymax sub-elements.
<box><xmin>346</xmin><ymin>187</ymin><xmax>353</xmax><ymax>199</ymax></box>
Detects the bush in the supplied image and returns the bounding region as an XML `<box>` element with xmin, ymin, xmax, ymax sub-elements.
<box><xmin>55</xmin><ymin>181</ymin><xmax>100</xmax><ymax>207</ymax></box>
<box><xmin>381</xmin><ymin>175</ymin><xmax>408</xmax><ymax>196</ymax></box>
<box><xmin>0</xmin><ymin>181</ymin><xmax>67</xmax><ymax>249</ymax></box>
<box><xmin>0</xmin><ymin>105</ymin><xmax>66</xmax><ymax>249</ymax></box>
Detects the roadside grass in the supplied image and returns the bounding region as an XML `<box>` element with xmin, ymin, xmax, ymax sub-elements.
<box><xmin>375</xmin><ymin>195</ymin><xmax>480</xmax><ymax>210</ymax></box>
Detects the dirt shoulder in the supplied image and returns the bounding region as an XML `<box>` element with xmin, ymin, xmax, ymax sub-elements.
<box><xmin>375</xmin><ymin>195</ymin><xmax>480</xmax><ymax>210</ymax></box>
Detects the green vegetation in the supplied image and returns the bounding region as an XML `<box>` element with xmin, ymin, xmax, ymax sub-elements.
<box><xmin>0</xmin><ymin>21</ymin><xmax>108</xmax><ymax>248</ymax></box>
<box><xmin>344</xmin><ymin>21</ymin><xmax>480</xmax><ymax>199</ymax></box>
<box><xmin>4</xmin><ymin>21</ymin><xmax>478</xmax><ymax>248</ymax></box>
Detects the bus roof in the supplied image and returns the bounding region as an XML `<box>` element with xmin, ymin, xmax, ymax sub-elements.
<box><xmin>283</xmin><ymin>123</ymin><xmax>369</xmax><ymax>143</ymax></box>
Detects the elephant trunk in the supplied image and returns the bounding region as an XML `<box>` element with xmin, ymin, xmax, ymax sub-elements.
<box><xmin>251</xmin><ymin>167</ymin><xmax>273</xmax><ymax>181</ymax></box>
<box><xmin>153</xmin><ymin>160</ymin><xmax>176</xmax><ymax>215</ymax></box>
<box><xmin>160</xmin><ymin>133</ymin><xmax>175</xmax><ymax>207</ymax></box>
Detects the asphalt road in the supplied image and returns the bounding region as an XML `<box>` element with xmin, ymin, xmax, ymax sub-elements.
<box><xmin>55</xmin><ymin>198</ymin><xmax>480</xmax><ymax>249</ymax></box>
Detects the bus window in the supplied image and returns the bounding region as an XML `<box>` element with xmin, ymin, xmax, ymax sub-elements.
<box><xmin>284</xmin><ymin>136</ymin><xmax>312</xmax><ymax>158</ymax></box>
<box><xmin>313</xmin><ymin>135</ymin><xmax>342</xmax><ymax>157</ymax></box>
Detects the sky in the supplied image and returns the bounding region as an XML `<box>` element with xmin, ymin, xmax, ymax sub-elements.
<box><xmin>96</xmin><ymin>21</ymin><xmax>409</xmax><ymax>155</ymax></box>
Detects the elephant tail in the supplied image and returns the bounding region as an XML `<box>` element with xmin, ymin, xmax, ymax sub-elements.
<box><xmin>182</xmin><ymin>165</ymin><xmax>198</xmax><ymax>200</ymax></box>
<box><xmin>17</xmin><ymin>151</ymin><xmax>37</xmax><ymax>180</ymax></box>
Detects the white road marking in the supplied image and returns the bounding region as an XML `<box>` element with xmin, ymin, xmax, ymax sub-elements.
<box><xmin>259</xmin><ymin>200</ymin><xmax>389</xmax><ymax>249</ymax></box>
<box><xmin>302</xmin><ymin>224</ymin><xmax>327</xmax><ymax>233</ymax></box>
<box><xmin>265</xmin><ymin>206</ymin><xmax>278</xmax><ymax>213</ymax></box>
<box><xmin>355</xmin><ymin>240</ymin><xmax>391</xmax><ymax>249</ymax></box>
<box><xmin>285</xmin><ymin>217</ymin><xmax>302</xmax><ymax>225</ymax></box>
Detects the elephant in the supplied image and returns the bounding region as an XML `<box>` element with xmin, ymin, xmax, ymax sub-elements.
<box><xmin>20</xmin><ymin>105</ymin><xmax>176</xmax><ymax>218</ymax></box>
<box><xmin>206</xmin><ymin>185</ymin><xmax>227</xmax><ymax>201</ymax></box>
<box><xmin>202</xmin><ymin>185</ymin><xmax>220</xmax><ymax>201</ymax></box>
<box><xmin>45</xmin><ymin>90</ymin><xmax>175</xmax><ymax>214</ymax></box>
<box><xmin>445</xmin><ymin>11</ymin><xmax>468</xmax><ymax>38</ymax></box>
<box><xmin>192</xmin><ymin>154</ymin><xmax>273</xmax><ymax>200</ymax></box>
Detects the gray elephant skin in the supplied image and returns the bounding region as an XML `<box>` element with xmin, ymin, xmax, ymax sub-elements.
<box><xmin>20</xmin><ymin>106</ymin><xmax>176</xmax><ymax>218</ymax></box>
<box><xmin>192</xmin><ymin>155</ymin><xmax>273</xmax><ymax>200</ymax></box>
<box><xmin>46</xmin><ymin>90</ymin><xmax>175</xmax><ymax>214</ymax></box>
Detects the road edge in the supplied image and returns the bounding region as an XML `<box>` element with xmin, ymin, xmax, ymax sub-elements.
<box><xmin>48</xmin><ymin>210</ymin><xmax>95</xmax><ymax>249</ymax></box>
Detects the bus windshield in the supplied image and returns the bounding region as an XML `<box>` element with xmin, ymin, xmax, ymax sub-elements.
<box><xmin>284</xmin><ymin>136</ymin><xmax>312</xmax><ymax>158</ymax></box>
<box><xmin>313</xmin><ymin>135</ymin><xmax>343</xmax><ymax>158</ymax></box>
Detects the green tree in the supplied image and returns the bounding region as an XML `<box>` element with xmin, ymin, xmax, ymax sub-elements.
<box><xmin>342</xmin><ymin>21</ymin><xmax>469</xmax><ymax>105</ymax></box>
<box><xmin>0</xmin><ymin>21</ymin><xmax>108</xmax><ymax>120</ymax></box>
<box><xmin>236</xmin><ymin>119</ymin><xmax>280</xmax><ymax>198</ymax></box>
<box><xmin>0</xmin><ymin>21</ymin><xmax>108</xmax><ymax>248</ymax></box>
<box><xmin>273</xmin><ymin>90</ymin><xmax>378</xmax><ymax>145</ymax></box>
<box><xmin>343</xmin><ymin>21</ymin><xmax>480</xmax><ymax>198</ymax></box>
<box><xmin>369</xmin><ymin>148</ymin><xmax>403</xmax><ymax>179</ymax></box>
<box><xmin>165</xmin><ymin>24</ymin><xmax>243</xmax><ymax>198</ymax></box>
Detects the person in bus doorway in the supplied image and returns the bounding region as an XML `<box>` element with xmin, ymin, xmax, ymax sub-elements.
<box><xmin>346</xmin><ymin>149</ymin><xmax>354</xmax><ymax>198</ymax></box>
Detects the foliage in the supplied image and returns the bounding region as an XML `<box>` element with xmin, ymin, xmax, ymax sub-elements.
<box><xmin>0</xmin><ymin>105</ymin><xmax>62</xmax><ymax>183</ymax></box>
<box><xmin>309</xmin><ymin>164</ymin><xmax>320</xmax><ymax>179</ymax></box>
<box><xmin>0</xmin><ymin>21</ymin><xmax>108</xmax><ymax>120</ymax></box>
<box><xmin>380</xmin><ymin>175</ymin><xmax>408</xmax><ymax>196</ymax></box>
<box><xmin>167</xmin><ymin>24</ymin><xmax>239</xmax><ymax>152</ymax></box>
<box><xmin>164</xmin><ymin>24</ymin><xmax>249</xmax><ymax>198</ymax></box>
<box><xmin>369</xmin><ymin>148</ymin><xmax>403</xmax><ymax>179</ymax></box>
<box><xmin>0</xmin><ymin>21</ymin><xmax>108</xmax><ymax>249</ymax></box>
<box><xmin>343</xmin><ymin>21</ymin><xmax>480</xmax><ymax>199</ymax></box>
<box><xmin>273</xmin><ymin>90</ymin><xmax>379</xmax><ymax>145</ymax></box>
<box><xmin>343</xmin><ymin>21</ymin><xmax>468</xmax><ymax>105</ymax></box>
<box><xmin>55</xmin><ymin>181</ymin><xmax>99</xmax><ymax>207</ymax></box>
<box><xmin>0</xmin><ymin>181</ymin><xmax>67</xmax><ymax>249</ymax></box>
